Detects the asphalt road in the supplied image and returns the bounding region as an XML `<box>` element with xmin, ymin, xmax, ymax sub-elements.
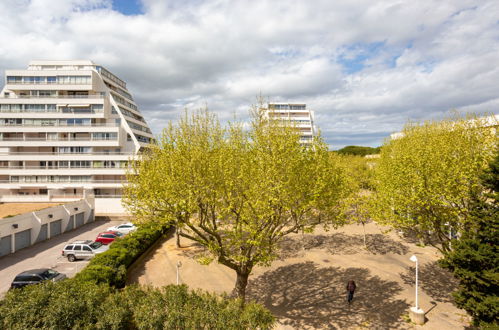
<box><xmin>0</xmin><ymin>219</ymin><xmax>123</xmax><ymax>296</ymax></box>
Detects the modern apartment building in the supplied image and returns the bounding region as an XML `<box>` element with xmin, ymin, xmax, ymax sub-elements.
<box><xmin>263</xmin><ymin>103</ymin><xmax>316</xmax><ymax>144</ymax></box>
<box><xmin>0</xmin><ymin>60</ymin><xmax>154</xmax><ymax>206</ymax></box>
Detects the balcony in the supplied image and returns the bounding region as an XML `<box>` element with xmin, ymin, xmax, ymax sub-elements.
<box><xmin>4</xmin><ymin>94</ymin><xmax>104</xmax><ymax>99</ymax></box>
<box><xmin>0</xmin><ymin>194</ymin><xmax>83</xmax><ymax>203</ymax></box>
<box><xmin>0</xmin><ymin>122</ymin><xmax>116</xmax><ymax>128</ymax></box>
<box><xmin>1</xmin><ymin>136</ymin><xmax>117</xmax><ymax>141</ymax></box>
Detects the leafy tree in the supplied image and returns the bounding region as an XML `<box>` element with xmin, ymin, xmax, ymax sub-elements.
<box><xmin>335</xmin><ymin>145</ymin><xmax>381</xmax><ymax>156</ymax></box>
<box><xmin>338</xmin><ymin>154</ymin><xmax>376</xmax><ymax>191</ymax></box>
<box><xmin>371</xmin><ymin>114</ymin><xmax>497</xmax><ymax>252</ymax></box>
<box><xmin>123</xmin><ymin>106</ymin><xmax>351</xmax><ymax>303</ymax></box>
<box><xmin>440</xmin><ymin>150</ymin><xmax>499</xmax><ymax>327</ymax></box>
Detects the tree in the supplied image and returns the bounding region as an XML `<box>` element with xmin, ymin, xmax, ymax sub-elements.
<box><xmin>371</xmin><ymin>114</ymin><xmax>497</xmax><ymax>253</ymax></box>
<box><xmin>335</xmin><ymin>145</ymin><xmax>381</xmax><ymax>156</ymax></box>
<box><xmin>123</xmin><ymin>106</ymin><xmax>351</xmax><ymax>304</ymax></box>
<box><xmin>440</xmin><ymin>150</ymin><xmax>499</xmax><ymax>327</ymax></box>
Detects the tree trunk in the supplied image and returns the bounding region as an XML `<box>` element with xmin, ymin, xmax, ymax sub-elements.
<box><xmin>175</xmin><ymin>227</ymin><xmax>181</xmax><ymax>248</ymax></box>
<box><xmin>234</xmin><ymin>271</ymin><xmax>250</xmax><ymax>306</ymax></box>
<box><xmin>362</xmin><ymin>223</ymin><xmax>367</xmax><ymax>249</ymax></box>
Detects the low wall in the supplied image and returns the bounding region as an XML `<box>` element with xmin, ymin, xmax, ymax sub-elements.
<box><xmin>0</xmin><ymin>197</ymin><xmax>94</xmax><ymax>257</ymax></box>
<box><xmin>94</xmin><ymin>197</ymin><xmax>127</xmax><ymax>216</ymax></box>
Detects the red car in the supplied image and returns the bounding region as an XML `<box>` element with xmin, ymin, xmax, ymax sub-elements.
<box><xmin>94</xmin><ymin>231</ymin><xmax>122</xmax><ymax>245</ymax></box>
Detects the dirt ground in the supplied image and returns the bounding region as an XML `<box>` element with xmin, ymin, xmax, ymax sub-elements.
<box><xmin>127</xmin><ymin>222</ymin><xmax>471</xmax><ymax>329</ymax></box>
<box><xmin>0</xmin><ymin>203</ymin><xmax>61</xmax><ymax>219</ymax></box>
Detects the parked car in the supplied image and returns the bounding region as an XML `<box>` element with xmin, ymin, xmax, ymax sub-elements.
<box><xmin>95</xmin><ymin>231</ymin><xmax>121</xmax><ymax>245</ymax></box>
<box><xmin>62</xmin><ymin>240</ymin><xmax>109</xmax><ymax>262</ymax></box>
<box><xmin>106</xmin><ymin>223</ymin><xmax>137</xmax><ymax>234</ymax></box>
<box><xmin>10</xmin><ymin>268</ymin><xmax>66</xmax><ymax>289</ymax></box>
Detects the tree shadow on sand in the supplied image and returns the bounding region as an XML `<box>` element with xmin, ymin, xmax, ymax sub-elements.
<box><xmin>278</xmin><ymin>233</ymin><xmax>409</xmax><ymax>259</ymax></box>
<box><xmin>399</xmin><ymin>261</ymin><xmax>458</xmax><ymax>303</ymax></box>
<box><xmin>247</xmin><ymin>261</ymin><xmax>410</xmax><ymax>329</ymax></box>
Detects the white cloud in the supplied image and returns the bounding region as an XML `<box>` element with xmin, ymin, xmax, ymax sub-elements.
<box><xmin>0</xmin><ymin>0</ymin><xmax>497</xmax><ymax>149</ymax></box>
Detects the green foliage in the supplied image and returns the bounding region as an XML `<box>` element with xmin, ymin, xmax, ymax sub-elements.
<box><xmin>0</xmin><ymin>280</ymin><xmax>113</xmax><ymax>330</ymax></box>
<box><xmin>337</xmin><ymin>154</ymin><xmax>376</xmax><ymax>191</ymax></box>
<box><xmin>335</xmin><ymin>145</ymin><xmax>381</xmax><ymax>156</ymax></box>
<box><xmin>123</xmin><ymin>105</ymin><xmax>352</xmax><ymax>301</ymax></box>
<box><xmin>74</xmin><ymin>222</ymin><xmax>167</xmax><ymax>287</ymax></box>
<box><xmin>371</xmin><ymin>114</ymin><xmax>497</xmax><ymax>252</ymax></box>
<box><xmin>440</xmin><ymin>150</ymin><xmax>499</xmax><ymax>327</ymax></box>
<box><xmin>0</xmin><ymin>282</ymin><xmax>274</xmax><ymax>329</ymax></box>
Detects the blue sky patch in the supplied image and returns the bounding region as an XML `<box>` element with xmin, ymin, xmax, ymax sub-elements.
<box><xmin>337</xmin><ymin>42</ymin><xmax>385</xmax><ymax>74</ymax></box>
<box><xmin>112</xmin><ymin>0</ymin><xmax>143</xmax><ymax>16</ymax></box>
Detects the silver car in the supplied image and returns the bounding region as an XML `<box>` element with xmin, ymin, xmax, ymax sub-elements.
<box><xmin>62</xmin><ymin>240</ymin><xmax>109</xmax><ymax>262</ymax></box>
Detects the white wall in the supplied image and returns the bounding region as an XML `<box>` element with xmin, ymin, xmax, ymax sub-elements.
<box><xmin>94</xmin><ymin>197</ymin><xmax>127</xmax><ymax>216</ymax></box>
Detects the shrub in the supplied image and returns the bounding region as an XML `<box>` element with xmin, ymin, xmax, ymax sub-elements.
<box><xmin>75</xmin><ymin>222</ymin><xmax>168</xmax><ymax>287</ymax></box>
<box><xmin>0</xmin><ymin>282</ymin><xmax>275</xmax><ymax>329</ymax></box>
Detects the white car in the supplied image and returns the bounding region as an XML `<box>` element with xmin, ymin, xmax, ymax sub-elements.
<box><xmin>106</xmin><ymin>223</ymin><xmax>137</xmax><ymax>234</ymax></box>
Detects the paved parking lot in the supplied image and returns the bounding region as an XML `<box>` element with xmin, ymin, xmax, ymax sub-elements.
<box><xmin>0</xmin><ymin>219</ymin><xmax>123</xmax><ymax>296</ymax></box>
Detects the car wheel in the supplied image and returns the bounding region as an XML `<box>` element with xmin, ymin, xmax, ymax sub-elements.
<box><xmin>67</xmin><ymin>254</ymin><xmax>76</xmax><ymax>262</ymax></box>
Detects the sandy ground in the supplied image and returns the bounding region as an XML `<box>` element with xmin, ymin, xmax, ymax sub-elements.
<box><xmin>0</xmin><ymin>203</ymin><xmax>61</xmax><ymax>219</ymax></box>
<box><xmin>127</xmin><ymin>222</ymin><xmax>471</xmax><ymax>329</ymax></box>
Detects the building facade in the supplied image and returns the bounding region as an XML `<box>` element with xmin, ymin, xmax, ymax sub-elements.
<box><xmin>0</xmin><ymin>60</ymin><xmax>153</xmax><ymax>203</ymax></box>
<box><xmin>264</xmin><ymin>103</ymin><xmax>316</xmax><ymax>144</ymax></box>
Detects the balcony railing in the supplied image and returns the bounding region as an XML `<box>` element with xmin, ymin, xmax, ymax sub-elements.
<box><xmin>0</xmin><ymin>109</ymin><xmax>104</xmax><ymax>114</ymax></box>
<box><xmin>0</xmin><ymin>137</ymin><xmax>118</xmax><ymax>142</ymax></box>
<box><xmin>1</xmin><ymin>179</ymin><xmax>125</xmax><ymax>184</ymax></box>
<box><xmin>0</xmin><ymin>151</ymin><xmax>133</xmax><ymax>155</ymax></box>
<box><xmin>0</xmin><ymin>165</ymin><xmax>128</xmax><ymax>169</ymax></box>
<box><xmin>4</xmin><ymin>94</ymin><xmax>104</xmax><ymax>99</ymax></box>
<box><xmin>0</xmin><ymin>123</ymin><xmax>117</xmax><ymax>127</ymax></box>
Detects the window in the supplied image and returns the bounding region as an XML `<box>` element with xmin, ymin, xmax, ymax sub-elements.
<box><xmin>65</xmin><ymin>245</ymin><xmax>74</xmax><ymax>250</ymax></box>
<box><xmin>83</xmin><ymin>246</ymin><xmax>91</xmax><ymax>251</ymax></box>
<box><xmin>73</xmin><ymin>245</ymin><xmax>82</xmax><ymax>251</ymax></box>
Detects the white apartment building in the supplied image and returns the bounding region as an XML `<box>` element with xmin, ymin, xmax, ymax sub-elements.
<box><xmin>0</xmin><ymin>60</ymin><xmax>154</xmax><ymax>206</ymax></box>
<box><xmin>264</xmin><ymin>103</ymin><xmax>316</xmax><ymax>144</ymax></box>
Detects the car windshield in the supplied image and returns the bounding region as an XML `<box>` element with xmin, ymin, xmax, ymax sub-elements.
<box><xmin>40</xmin><ymin>269</ymin><xmax>58</xmax><ymax>279</ymax></box>
<box><xmin>89</xmin><ymin>242</ymin><xmax>103</xmax><ymax>249</ymax></box>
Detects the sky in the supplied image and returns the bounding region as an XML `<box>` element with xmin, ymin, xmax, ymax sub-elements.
<box><xmin>0</xmin><ymin>0</ymin><xmax>498</xmax><ymax>149</ymax></box>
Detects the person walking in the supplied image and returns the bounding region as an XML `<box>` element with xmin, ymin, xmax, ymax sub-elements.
<box><xmin>346</xmin><ymin>280</ymin><xmax>356</xmax><ymax>304</ymax></box>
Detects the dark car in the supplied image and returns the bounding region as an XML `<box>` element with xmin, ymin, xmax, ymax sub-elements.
<box><xmin>10</xmin><ymin>268</ymin><xmax>66</xmax><ymax>289</ymax></box>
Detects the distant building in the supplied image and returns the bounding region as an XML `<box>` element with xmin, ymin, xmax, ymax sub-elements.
<box><xmin>263</xmin><ymin>103</ymin><xmax>316</xmax><ymax>144</ymax></box>
<box><xmin>390</xmin><ymin>114</ymin><xmax>499</xmax><ymax>140</ymax></box>
<box><xmin>0</xmin><ymin>60</ymin><xmax>153</xmax><ymax>212</ymax></box>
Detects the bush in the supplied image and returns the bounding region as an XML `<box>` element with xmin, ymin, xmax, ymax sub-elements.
<box><xmin>75</xmin><ymin>222</ymin><xmax>168</xmax><ymax>287</ymax></box>
<box><xmin>0</xmin><ymin>282</ymin><xmax>275</xmax><ymax>329</ymax></box>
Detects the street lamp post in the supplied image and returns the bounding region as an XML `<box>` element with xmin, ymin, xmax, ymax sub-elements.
<box><xmin>176</xmin><ymin>261</ymin><xmax>182</xmax><ymax>285</ymax></box>
<box><xmin>409</xmin><ymin>255</ymin><xmax>425</xmax><ymax>324</ymax></box>
<box><xmin>410</xmin><ymin>255</ymin><xmax>419</xmax><ymax>309</ymax></box>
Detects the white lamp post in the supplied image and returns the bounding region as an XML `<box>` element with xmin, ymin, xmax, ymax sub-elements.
<box><xmin>409</xmin><ymin>255</ymin><xmax>419</xmax><ymax>309</ymax></box>
<box><xmin>409</xmin><ymin>255</ymin><xmax>425</xmax><ymax>324</ymax></box>
<box><xmin>176</xmin><ymin>260</ymin><xmax>182</xmax><ymax>285</ymax></box>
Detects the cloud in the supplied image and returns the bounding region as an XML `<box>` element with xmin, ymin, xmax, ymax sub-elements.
<box><xmin>0</xmin><ymin>0</ymin><xmax>497</xmax><ymax>149</ymax></box>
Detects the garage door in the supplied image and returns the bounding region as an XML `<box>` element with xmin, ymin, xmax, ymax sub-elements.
<box><xmin>36</xmin><ymin>224</ymin><xmax>48</xmax><ymax>243</ymax></box>
<box><xmin>50</xmin><ymin>220</ymin><xmax>62</xmax><ymax>237</ymax></box>
<box><xmin>87</xmin><ymin>210</ymin><xmax>94</xmax><ymax>223</ymax></box>
<box><xmin>75</xmin><ymin>212</ymin><xmax>84</xmax><ymax>227</ymax></box>
<box><xmin>15</xmin><ymin>229</ymin><xmax>31</xmax><ymax>251</ymax></box>
<box><xmin>0</xmin><ymin>235</ymin><xmax>11</xmax><ymax>257</ymax></box>
<box><xmin>66</xmin><ymin>215</ymin><xmax>74</xmax><ymax>232</ymax></box>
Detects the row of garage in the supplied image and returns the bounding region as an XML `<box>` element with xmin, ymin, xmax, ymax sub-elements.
<box><xmin>0</xmin><ymin>212</ymin><xmax>88</xmax><ymax>257</ymax></box>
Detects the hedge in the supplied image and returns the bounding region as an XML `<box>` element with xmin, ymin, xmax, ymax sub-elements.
<box><xmin>75</xmin><ymin>221</ymin><xmax>169</xmax><ymax>287</ymax></box>
<box><xmin>0</xmin><ymin>282</ymin><xmax>274</xmax><ymax>329</ymax></box>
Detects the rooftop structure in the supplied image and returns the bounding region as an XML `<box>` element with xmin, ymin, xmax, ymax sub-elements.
<box><xmin>0</xmin><ymin>60</ymin><xmax>154</xmax><ymax>204</ymax></box>
<box><xmin>263</xmin><ymin>103</ymin><xmax>316</xmax><ymax>144</ymax></box>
